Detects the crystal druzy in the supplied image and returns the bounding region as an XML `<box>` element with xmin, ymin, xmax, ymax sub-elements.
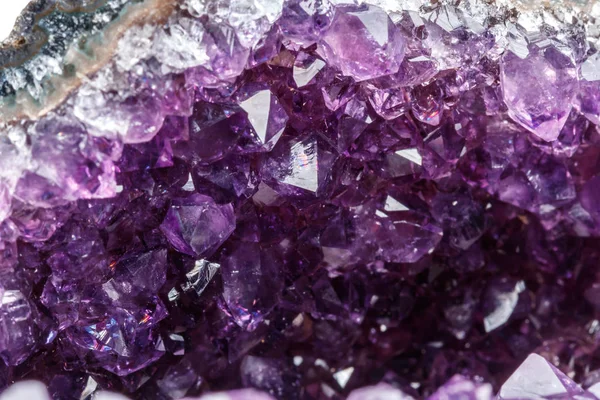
<box><xmin>2</xmin><ymin>0</ymin><xmax>600</xmax><ymax>398</ymax></box>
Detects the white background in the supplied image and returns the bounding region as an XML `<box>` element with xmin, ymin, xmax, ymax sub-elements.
<box><xmin>1</xmin><ymin>0</ymin><xmax>34</xmax><ymax>41</ymax></box>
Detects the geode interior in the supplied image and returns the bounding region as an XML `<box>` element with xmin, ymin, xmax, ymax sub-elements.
<box><xmin>2</xmin><ymin>0</ymin><xmax>600</xmax><ymax>399</ymax></box>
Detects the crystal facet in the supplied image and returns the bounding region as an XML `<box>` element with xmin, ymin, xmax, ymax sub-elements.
<box><xmin>319</xmin><ymin>5</ymin><xmax>406</xmax><ymax>81</ymax></box>
<box><xmin>501</xmin><ymin>45</ymin><xmax>578</xmax><ymax>141</ymax></box>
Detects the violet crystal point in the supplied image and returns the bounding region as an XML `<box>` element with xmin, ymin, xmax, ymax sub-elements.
<box><xmin>2</xmin><ymin>0</ymin><xmax>600</xmax><ymax>399</ymax></box>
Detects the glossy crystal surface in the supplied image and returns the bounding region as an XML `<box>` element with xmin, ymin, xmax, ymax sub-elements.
<box><xmin>1</xmin><ymin>0</ymin><xmax>600</xmax><ymax>399</ymax></box>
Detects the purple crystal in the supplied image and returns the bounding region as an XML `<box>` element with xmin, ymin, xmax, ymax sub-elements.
<box><xmin>293</xmin><ymin>53</ymin><xmax>326</xmax><ymax>88</ymax></box>
<box><xmin>16</xmin><ymin>115</ymin><xmax>116</xmax><ymax>205</ymax></box>
<box><xmin>66</xmin><ymin>305</ymin><xmax>166</xmax><ymax>376</ymax></box>
<box><xmin>0</xmin><ymin>271</ymin><xmax>38</xmax><ymax>366</ymax></box>
<box><xmin>185</xmin><ymin>22</ymin><xmax>249</xmax><ymax>87</ymax></box>
<box><xmin>220</xmin><ymin>242</ymin><xmax>283</xmax><ymax>330</ymax></box>
<box><xmin>580</xmin><ymin>176</ymin><xmax>600</xmax><ymax>223</ymax></box>
<box><xmin>261</xmin><ymin>133</ymin><xmax>336</xmax><ymax>196</ymax></box>
<box><xmin>236</xmin><ymin>85</ymin><xmax>289</xmax><ymax>152</ymax></box>
<box><xmin>160</xmin><ymin>194</ymin><xmax>235</xmax><ymax>258</ymax></box>
<box><xmin>192</xmin><ymin>389</ymin><xmax>276</xmax><ymax>400</ymax></box>
<box><xmin>501</xmin><ymin>44</ymin><xmax>578</xmax><ymax>141</ymax></box>
<box><xmin>411</xmin><ymin>81</ymin><xmax>444</xmax><ymax>126</ymax></box>
<box><xmin>102</xmin><ymin>249</ymin><xmax>168</xmax><ymax>296</ymax></box>
<box><xmin>576</xmin><ymin>53</ymin><xmax>600</xmax><ymax>125</ymax></box>
<box><xmin>355</xmin><ymin>199</ymin><xmax>443</xmax><ymax>263</ymax></box>
<box><xmin>427</xmin><ymin>375</ymin><xmax>492</xmax><ymax>400</ymax></box>
<box><xmin>3</xmin><ymin>0</ymin><xmax>600</xmax><ymax>399</ymax></box>
<box><xmin>319</xmin><ymin>5</ymin><xmax>406</xmax><ymax>81</ymax></box>
<box><xmin>174</xmin><ymin>102</ymin><xmax>245</xmax><ymax>163</ymax></box>
<box><xmin>278</xmin><ymin>0</ymin><xmax>333</xmax><ymax>47</ymax></box>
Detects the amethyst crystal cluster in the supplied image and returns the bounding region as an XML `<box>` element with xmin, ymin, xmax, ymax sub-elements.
<box><xmin>2</xmin><ymin>0</ymin><xmax>600</xmax><ymax>398</ymax></box>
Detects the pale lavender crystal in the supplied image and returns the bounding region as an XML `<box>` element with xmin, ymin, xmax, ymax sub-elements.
<box><xmin>293</xmin><ymin>52</ymin><xmax>326</xmax><ymax>88</ymax></box>
<box><xmin>0</xmin><ymin>381</ymin><xmax>50</xmax><ymax>400</ymax></box>
<box><xmin>498</xmin><ymin>354</ymin><xmax>587</xmax><ymax>399</ymax></box>
<box><xmin>0</xmin><ymin>272</ymin><xmax>38</xmax><ymax>366</ymax></box>
<box><xmin>240</xmin><ymin>356</ymin><xmax>300</xmax><ymax>399</ymax></box>
<box><xmin>319</xmin><ymin>4</ymin><xmax>406</xmax><ymax>82</ymax></box>
<box><xmin>160</xmin><ymin>194</ymin><xmax>235</xmax><ymax>258</ymax></box>
<box><xmin>576</xmin><ymin>53</ymin><xmax>600</xmax><ymax>125</ymax></box>
<box><xmin>421</xmin><ymin>6</ymin><xmax>494</xmax><ymax>71</ymax></box>
<box><xmin>185</xmin><ymin>22</ymin><xmax>249</xmax><ymax>87</ymax></box>
<box><xmin>181</xmin><ymin>259</ymin><xmax>221</xmax><ymax>297</ymax></box>
<box><xmin>16</xmin><ymin>115</ymin><xmax>116</xmax><ymax>206</ymax></box>
<box><xmin>0</xmin><ymin>131</ymin><xmax>29</xmax><ymax>224</ymax></box>
<box><xmin>190</xmin><ymin>389</ymin><xmax>276</xmax><ymax>400</ymax></box>
<box><xmin>500</xmin><ymin>44</ymin><xmax>578</xmax><ymax>141</ymax></box>
<box><xmin>366</xmin><ymin>85</ymin><xmax>410</xmax><ymax>121</ymax></box>
<box><xmin>156</xmin><ymin>361</ymin><xmax>200</xmax><ymax>399</ymax></box>
<box><xmin>0</xmin><ymin>184</ymin><xmax>10</xmax><ymax>224</ymax></box>
<box><xmin>427</xmin><ymin>375</ymin><xmax>492</xmax><ymax>400</ymax></box>
<box><xmin>347</xmin><ymin>383</ymin><xmax>415</xmax><ymax>400</ymax></box>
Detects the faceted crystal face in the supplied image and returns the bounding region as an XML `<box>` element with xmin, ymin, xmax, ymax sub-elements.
<box><xmin>185</xmin><ymin>22</ymin><xmax>249</xmax><ymax>87</ymax></box>
<box><xmin>220</xmin><ymin>242</ymin><xmax>282</xmax><ymax>330</ymax></box>
<box><xmin>67</xmin><ymin>307</ymin><xmax>166</xmax><ymax>376</ymax></box>
<box><xmin>181</xmin><ymin>259</ymin><xmax>221</xmax><ymax>296</ymax></box>
<box><xmin>500</xmin><ymin>45</ymin><xmax>578</xmax><ymax>141</ymax></box>
<box><xmin>278</xmin><ymin>0</ymin><xmax>333</xmax><ymax>46</ymax></box>
<box><xmin>293</xmin><ymin>53</ymin><xmax>326</xmax><ymax>88</ymax></box>
<box><xmin>176</xmin><ymin>102</ymin><xmax>245</xmax><ymax>163</ymax></box>
<box><xmin>482</xmin><ymin>279</ymin><xmax>526</xmax><ymax>333</ymax></box>
<box><xmin>576</xmin><ymin>53</ymin><xmax>600</xmax><ymax>125</ymax></box>
<box><xmin>355</xmin><ymin>201</ymin><xmax>443</xmax><ymax>263</ymax></box>
<box><xmin>81</xmin><ymin>316</ymin><xmax>130</xmax><ymax>355</ymax></box>
<box><xmin>498</xmin><ymin>354</ymin><xmax>585</xmax><ymax>399</ymax></box>
<box><xmin>0</xmin><ymin>286</ymin><xmax>37</xmax><ymax>366</ymax></box>
<box><xmin>411</xmin><ymin>81</ymin><xmax>444</xmax><ymax>126</ymax></box>
<box><xmin>16</xmin><ymin>115</ymin><xmax>117</xmax><ymax>206</ymax></box>
<box><xmin>320</xmin><ymin>5</ymin><xmax>406</xmax><ymax>81</ymax></box>
<box><xmin>160</xmin><ymin>194</ymin><xmax>236</xmax><ymax>258</ymax></box>
<box><xmin>278</xmin><ymin>138</ymin><xmax>319</xmax><ymax>192</ymax></box>
<box><xmin>262</xmin><ymin>134</ymin><xmax>336</xmax><ymax>196</ymax></box>
<box><xmin>238</xmin><ymin>87</ymin><xmax>289</xmax><ymax>151</ymax></box>
<box><xmin>106</xmin><ymin>249</ymin><xmax>168</xmax><ymax>296</ymax></box>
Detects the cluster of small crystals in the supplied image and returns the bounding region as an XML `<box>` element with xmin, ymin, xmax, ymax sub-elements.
<box><xmin>3</xmin><ymin>0</ymin><xmax>600</xmax><ymax>398</ymax></box>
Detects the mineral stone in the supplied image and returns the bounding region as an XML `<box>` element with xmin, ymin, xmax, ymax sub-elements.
<box><xmin>0</xmin><ymin>0</ymin><xmax>599</xmax><ymax>399</ymax></box>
